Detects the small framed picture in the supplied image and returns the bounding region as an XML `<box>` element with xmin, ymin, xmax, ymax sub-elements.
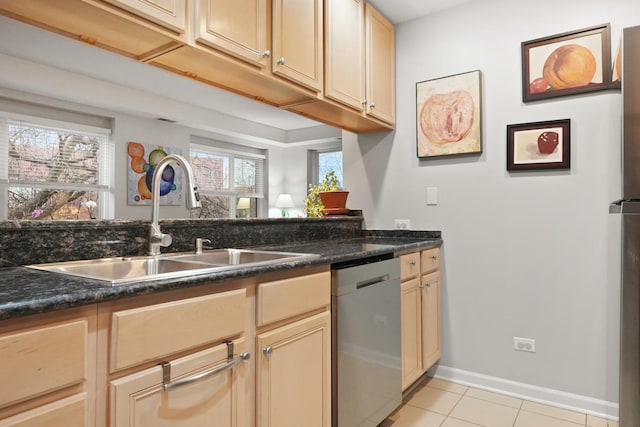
<box><xmin>507</xmin><ymin>119</ymin><xmax>570</xmax><ymax>171</ymax></box>
<box><xmin>522</xmin><ymin>24</ymin><xmax>612</xmax><ymax>102</ymax></box>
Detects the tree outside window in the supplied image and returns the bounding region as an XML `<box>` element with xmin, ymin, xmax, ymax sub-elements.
<box><xmin>190</xmin><ymin>143</ymin><xmax>265</xmax><ymax>219</ymax></box>
<box><xmin>2</xmin><ymin>119</ymin><xmax>111</xmax><ymax>220</ymax></box>
<box><xmin>310</xmin><ymin>149</ymin><xmax>343</xmax><ymax>188</ymax></box>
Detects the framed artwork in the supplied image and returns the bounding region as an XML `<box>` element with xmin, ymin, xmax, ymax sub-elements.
<box><xmin>611</xmin><ymin>35</ymin><xmax>622</xmax><ymax>88</ymax></box>
<box><xmin>127</xmin><ymin>142</ymin><xmax>183</xmax><ymax>205</ymax></box>
<box><xmin>416</xmin><ymin>70</ymin><xmax>482</xmax><ymax>158</ymax></box>
<box><xmin>507</xmin><ymin>119</ymin><xmax>570</xmax><ymax>171</ymax></box>
<box><xmin>522</xmin><ymin>23</ymin><xmax>612</xmax><ymax>102</ymax></box>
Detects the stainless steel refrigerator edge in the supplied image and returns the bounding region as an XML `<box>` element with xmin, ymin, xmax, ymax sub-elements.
<box><xmin>610</xmin><ymin>24</ymin><xmax>640</xmax><ymax>427</ymax></box>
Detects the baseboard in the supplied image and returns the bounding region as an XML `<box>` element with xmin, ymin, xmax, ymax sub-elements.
<box><xmin>431</xmin><ymin>365</ymin><xmax>619</xmax><ymax>421</ymax></box>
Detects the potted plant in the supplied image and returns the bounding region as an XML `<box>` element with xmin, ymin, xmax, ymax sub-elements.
<box><xmin>304</xmin><ymin>171</ymin><xmax>349</xmax><ymax>217</ymax></box>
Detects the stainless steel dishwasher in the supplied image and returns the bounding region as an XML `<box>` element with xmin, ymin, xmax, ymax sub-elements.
<box><xmin>331</xmin><ymin>254</ymin><xmax>402</xmax><ymax>427</ymax></box>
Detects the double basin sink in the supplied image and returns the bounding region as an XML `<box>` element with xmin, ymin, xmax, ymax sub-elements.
<box><xmin>27</xmin><ymin>248</ymin><xmax>317</xmax><ymax>284</ymax></box>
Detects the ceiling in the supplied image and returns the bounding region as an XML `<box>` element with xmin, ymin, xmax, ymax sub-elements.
<box><xmin>368</xmin><ymin>0</ymin><xmax>475</xmax><ymax>24</ymax></box>
<box><xmin>0</xmin><ymin>0</ymin><xmax>477</xmax><ymax>143</ymax></box>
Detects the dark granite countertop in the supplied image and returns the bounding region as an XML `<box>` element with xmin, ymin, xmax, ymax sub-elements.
<box><xmin>0</xmin><ymin>234</ymin><xmax>442</xmax><ymax>320</ymax></box>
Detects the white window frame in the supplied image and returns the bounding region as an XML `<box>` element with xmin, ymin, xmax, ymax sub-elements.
<box><xmin>0</xmin><ymin>111</ymin><xmax>114</xmax><ymax>220</ymax></box>
<box><xmin>190</xmin><ymin>140</ymin><xmax>267</xmax><ymax>218</ymax></box>
<box><xmin>308</xmin><ymin>147</ymin><xmax>343</xmax><ymax>188</ymax></box>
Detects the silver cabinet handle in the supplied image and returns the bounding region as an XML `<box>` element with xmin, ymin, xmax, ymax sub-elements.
<box><xmin>276</xmin><ymin>57</ymin><xmax>285</xmax><ymax>65</ymax></box>
<box><xmin>370</xmin><ymin>103</ymin><xmax>375</xmax><ymax>108</ymax></box>
<box><xmin>410</xmin><ymin>260</ymin><xmax>417</xmax><ymax>266</ymax></box>
<box><xmin>432</xmin><ymin>255</ymin><xmax>438</xmax><ymax>260</ymax></box>
<box><xmin>418</xmin><ymin>283</ymin><xmax>424</xmax><ymax>289</ymax></box>
<box><xmin>161</xmin><ymin>351</ymin><xmax>250</xmax><ymax>392</ymax></box>
<box><xmin>264</xmin><ymin>346</ymin><xmax>273</xmax><ymax>355</ymax></box>
<box><xmin>361</xmin><ymin>99</ymin><xmax>367</xmax><ymax>105</ymax></box>
<box><xmin>425</xmin><ymin>281</ymin><xmax>432</xmax><ymax>288</ymax></box>
<box><xmin>261</xmin><ymin>50</ymin><xmax>271</xmax><ymax>58</ymax></box>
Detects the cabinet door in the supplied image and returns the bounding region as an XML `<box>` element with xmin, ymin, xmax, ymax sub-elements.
<box><xmin>256</xmin><ymin>311</ymin><xmax>331</xmax><ymax>427</ymax></box>
<box><xmin>101</xmin><ymin>0</ymin><xmax>186</xmax><ymax>33</ymax></box>
<box><xmin>365</xmin><ymin>3</ymin><xmax>395</xmax><ymax>124</ymax></box>
<box><xmin>272</xmin><ymin>0</ymin><xmax>323</xmax><ymax>92</ymax></box>
<box><xmin>195</xmin><ymin>0</ymin><xmax>268</xmax><ymax>68</ymax></box>
<box><xmin>421</xmin><ymin>272</ymin><xmax>441</xmax><ymax>371</ymax></box>
<box><xmin>110</xmin><ymin>339</ymin><xmax>248</xmax><ymax>427</ymax></box>
<box><xmin>324</xmin><ymin>0</ymin><xmax>365</xmax><ymax>111</ymax></box>
<box><xmin>401</xmin><ymin>278</ymin><xmax>422</xmax><ymax>390</ymax></box>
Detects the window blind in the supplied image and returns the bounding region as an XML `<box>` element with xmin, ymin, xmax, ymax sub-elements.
<box><xmin>0</xmin><ymin>113</ymin><xmax>112</xmax><ymax>190</ymax></box>
<box><xmin>190</xmin><ymin>143</ymin><xmax>265</xmax><ymax>198</ymax></box>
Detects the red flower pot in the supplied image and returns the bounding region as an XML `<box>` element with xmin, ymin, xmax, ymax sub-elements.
<box><xmin>318</xmin><ymin>191</ymin><xmax>349</xmax><ymax>215</ymax></box>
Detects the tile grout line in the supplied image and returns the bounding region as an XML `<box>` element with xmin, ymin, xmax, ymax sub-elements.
<box><xmin>510</xmin><ymin>398</ymin><xmax>525</xmax><ymax>427</ymax></box>
<box><xmin>519</xmin><ymin>404</ymin><xmax>588</xmax><ymax>426</ymax></box>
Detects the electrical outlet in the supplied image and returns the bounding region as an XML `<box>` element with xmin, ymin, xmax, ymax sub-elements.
<box><xmin>394</xmin><ymin>219</ymin><xmax>411</xmax><ymax>230</ymax></box>
<box><xmin>513</xmin><ymin>337</ymin><xmax>536</xmax><ymax>353</ymax></box>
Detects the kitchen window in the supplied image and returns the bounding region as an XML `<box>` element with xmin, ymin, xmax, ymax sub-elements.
<box><xmin>189</xmin><ymin>140</ymin><xmax>266</xmax><ymax>218</ymax></box>
<box><xmin>0</xmin><ymin>112</ymin><xmax>114</xmax><ymax>220</ymax></box>
<box><xmin>309</xmin><ymin>148</ymin><xmax>343</xmax><ymax>187</ymax></box>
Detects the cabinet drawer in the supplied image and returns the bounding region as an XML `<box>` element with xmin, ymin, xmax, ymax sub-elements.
<box><xmin>110</xmin><ymin>289</ymin><xmax>246</xmax><ymax>372</ymax></box>
<box><xmin>0</xmin><ymin>321</ymin><xmax>87</xmax><ymax>408</ymax></box>
<box><xmin>0</xmin><ymin>394</ymin><xmax>86</xmax><ymax>427</ymax></box>
<box><xmin>257</xmin><ymin>271</ymin><xmax>330</xmax><ymax>327</ymax></box>
<box><xmin>421</xmin><ymin>247</ymin><xmax>440</xmax><ymax>274</ymax></box>
<box><xmin>400</xmin><ymin>252</ymin><xmax>420</xmax><ymax>281</ymax></box>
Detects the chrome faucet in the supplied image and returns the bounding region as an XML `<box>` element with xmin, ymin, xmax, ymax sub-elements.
<box><xmin>148</xmin><ymin>154</ymin><xmax>201</xmax><ymax>256</ymax></box>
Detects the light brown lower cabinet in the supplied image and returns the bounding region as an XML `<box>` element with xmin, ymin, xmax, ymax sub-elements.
<box><xmin>0</xmin><ymin>266</ymin><xmax>332</xmax><ymax>427</ymax></box>
<box><xmin>421</xmin><ymin>271</ymin><xmax>441</xmax><ymax>371</ymax></box>
<box><xmin>256</xmin><ymin>311</ymin><xmax>331</xmax><ymax>427</ymax></box>
<box><xmin>110</xmin><ymin>339</ymin><xmax>249</xmax><ymax>427</ymax></box>
<box><xmin>0</xmin><ymin>394</ymin><xmax>87</xmax><ymax>427</ymax></box>
<box><xmin>400</xmin><ymin>277</ymin><xmax>423</xmax><ymax>390</ymax></box>
<box><xmin>399</xmin><ymin>248</ymin><xmax>442</xmax><ymax>391</ymax></box>
<box><xmin>0</xmin><ymin>305</ymin><xmax>97</xmax><ymax>426</ymax></box>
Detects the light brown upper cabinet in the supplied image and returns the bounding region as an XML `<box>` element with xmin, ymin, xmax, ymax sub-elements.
<box><xmin>194</xmin><ymin>0</ymin><xmax>269</xmax><ymax>68</ymax></box>
<box><xmin>102</xmin><ymin>0</ymin><xmax>186</xmax><ymax>33</ymax></box>
<box><xmin>324</xmin><ymin>0</ymin><xmax>365</xmax><ymax>111</ymax></box>
<box><xmin>271</xmin><ymin>0</ymin><xmax>324</xmax><ymax>92</ymax></box>
<box><xmin>365</xmin><ymin>3</ymin><xmax>395</xmax><ymax>124</ymax></box>
<box><xmin>0</xmin><ymin>0</ymin><xmax>185</xmax><ymax>60</ymax></box>
<box><xmin>289</xmin><ymin>0</ymin><xmax>395</xmax><ymax>131</ymax></box>
<box><xmin>0</xmin><ymin>0</ymin><xmax>396</xmax><ymax>132</ymax></box>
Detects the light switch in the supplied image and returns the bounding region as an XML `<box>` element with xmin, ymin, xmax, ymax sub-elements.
<box><xmin>427</xmin><ymin>187</ymin><xmax>438</xmax><ymax>205</ymax></box>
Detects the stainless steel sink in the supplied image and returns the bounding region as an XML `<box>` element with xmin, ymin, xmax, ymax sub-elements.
<box><xmin>26</xmin><ymin>249</ymin><xmax>317</xmax><ymax>284</ymax></box>
<box><xmin>167</xmin><ymin>248</ymin><xmax>314</xmax><ymax>266</ymax></box>
<box><xmin>26</xmin><ymin>256</ymin><xmax>222</xmax><ymax>284</ymax></box>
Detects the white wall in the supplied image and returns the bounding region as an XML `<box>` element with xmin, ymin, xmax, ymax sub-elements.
<box><xmin>344</xmin><ymin>0</ymin><xmax>636</xmax><ymax>416</ymax></box>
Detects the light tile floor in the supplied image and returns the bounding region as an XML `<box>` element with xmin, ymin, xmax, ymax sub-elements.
<box><xmin>379</xmin><ymin>376</ymin><xmax>618</xmax><ymax>427</ymax></box>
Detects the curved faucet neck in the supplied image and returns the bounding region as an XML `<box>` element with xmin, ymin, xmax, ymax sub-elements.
<box><xmin>149</xmin><ymin>154</ymin><xmax>201</xmax><ymax>256</ymax></box>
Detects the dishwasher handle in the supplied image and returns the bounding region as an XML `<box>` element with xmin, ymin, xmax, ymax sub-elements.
<box><xmin>356</xmin><ymin>274</ymin><xmax>390</xmax><ymax>289</ymax></box>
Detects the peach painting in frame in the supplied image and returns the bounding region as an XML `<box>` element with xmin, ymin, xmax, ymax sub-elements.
<box><xmin>416</xmin><ymin>70</ymin><xmax>482</xmax><ymax>158</ymax></box>
<box><xmin>522</xmin><ymin>23</ymin><xmax>613</xmax><ymax>102</ymax></box>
